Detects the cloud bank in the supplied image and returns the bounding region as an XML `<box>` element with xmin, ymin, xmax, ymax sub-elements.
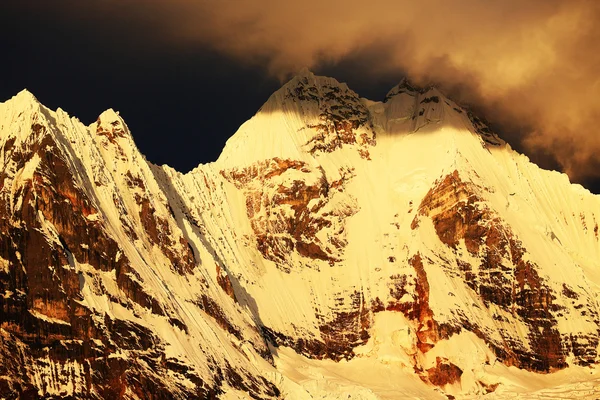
<box><xmin>18</xmin><ymin>0</ymin><xmax>600</xmax><ymax>184</ymax></box>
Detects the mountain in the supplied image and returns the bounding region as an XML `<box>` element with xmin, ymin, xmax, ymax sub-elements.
<box><xmin>1</xmin><ymin>71</ymin><xmax>600</xmax><ymax>399</ymax></box>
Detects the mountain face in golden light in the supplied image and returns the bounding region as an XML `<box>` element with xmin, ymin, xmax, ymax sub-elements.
<box><xmin>2</xmin><ymin>71</ymin><xmax>600</xmax><ymax>398</ymax></box>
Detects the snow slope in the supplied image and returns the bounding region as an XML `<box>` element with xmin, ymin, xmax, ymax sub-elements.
<box><xmin>1</xmin><ymin>70</ymin><xmax>599</xmax><ymax>399</ymax></box>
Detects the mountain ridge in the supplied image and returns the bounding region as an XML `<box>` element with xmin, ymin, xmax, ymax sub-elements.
<box><xmin>5</xmin><ymin>78</ymin><xmax>593</xmax><ymax>198</ymax></box>
<box><xmin>1</xmin><ymin>73</ymin><xmax>600</xmax><ymax>399</ymax></box>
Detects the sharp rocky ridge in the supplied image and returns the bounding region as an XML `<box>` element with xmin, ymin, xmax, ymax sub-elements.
<box><xmin>0</xmin><ymin>70</ymin><xmax>599</xmax><ymax>399</ymax></box>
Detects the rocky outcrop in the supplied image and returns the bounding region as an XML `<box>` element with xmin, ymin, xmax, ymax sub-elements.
<box><xmin>285</xmin><ymin>75</ymin><xmax>376</xmax><ymax>158</ymax></box>
<box><xmin>413</xmin><ymin>170</ymin><xmax>598</xmax><ymax>372</ymax></box>
<box><xmin>262</xmin><ymin>291</ymin><xmax>371</xmax><ymax>361</ymax></box>
<box><xmin>0</xmin><ymin>101</ymin><xmax>279</xmax><ymax>398</ymax></box>
<box><xmin>425</xmin><ymin>357</ymin><xmax>463</xmax><ymax>387</ymax></box>
<box><xmin>222</xmin><ymin>158</ymin><xmax>358</xmax><ymax>269</ymax></box>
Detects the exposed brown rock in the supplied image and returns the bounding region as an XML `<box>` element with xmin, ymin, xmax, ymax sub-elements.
<box><xmin>415</xmin><ymin>171</ymin><xmax>575</xmax><ymax>371</ymax></box>
<box><xmin>418</xmin><ymin>170</ymin><xmax>486</xmax><ymax>253</ymax></box>
<box><xmin>296</xmin><ymin>240</ymin><xmax>331</xmax><ymax>261</ymax></box>
<box><xmin>317</xmin><ymin>291</ymin><xmax>371</xmax><ymax>360</ymax></box>
<box><xmin>385</xmin><ymin>273</ymin><xmax>412</xmax><ymax>314</ymax></box>
<box><xmin>409</xmin><ymin>254</ymin><xmax>439</xmax><ymax>353</ymax></box>
<box><xmin>95</xmin><ymin>115</ymin><xmax>127</xmax><ymax>142</ymax></box>
<box><xmin>426</xmin><ymin>357</ymin><xmax>463</xmax><ymax>386</ymax></box>
<box><xmin>263</xmin><ymin>291</ymin><xmax>371</xmax><ymax>361</ymax></box>
<box><xmin>222</xmin><ymin>158</ymin><xmax>308</xmax><ymax>189</ymax></box>
<box><xmin>135</xmin><ymin>193</ymin><xmax>196</xmax><ymax>275</ymax></box>
<box><xmin>190</xmin><ymin>295</ymin><xmax>242</xmax><ymax>340</ymax></box>
<box><xmin>283</xmin><ymin>78</ymin><xmax>376</xmax><ymax>157</ymax></box>
<box><xmin>480</xmin><ymin>381</ymin><xmax>500</xmax><ymax>394</ymax></box>
<box><xmin>216</xmin><ymin>264</ymin><xmax>237</xmax><ymax>302</ymax></box>
<box><xmin>0</xmin><ymin>129</ymin><xmax>258</xmax><ymax>398</ymax></box>
<box><xmin>116</xmin><ymin>266</ymin><xmax>165</xmax><ymax>316</ymax></box>
<box><xmin>410</xmin><ymin>215</ymin><xmax>420</xmax><ymax>230</ymax></box>
<box><xmin>222</xmin><ymin>160</ymin><xmax>357</xmax><ymax>269</ymax></box>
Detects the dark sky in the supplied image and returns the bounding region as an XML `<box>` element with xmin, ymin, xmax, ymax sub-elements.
<box><xmin>0</xmin><ymin>5</ymin><xmax>277</xmax><ymax>171</ymax></box>
<box><xmin>1</xmin><ymin>2</ymin><xmax>598</xmax><ymax>193</ymax></box>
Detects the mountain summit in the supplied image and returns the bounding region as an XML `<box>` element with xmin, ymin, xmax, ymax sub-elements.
<box><xmin>1</xmin><ymin>73</ymin><xmax>600</xmax><ymax>399</ymax></box>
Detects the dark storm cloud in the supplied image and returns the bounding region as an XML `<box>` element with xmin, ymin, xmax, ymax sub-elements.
<box><xmin>7</xmin><ymin>1</ymin><xmax>600</xmax><ymax>186</ymax></box>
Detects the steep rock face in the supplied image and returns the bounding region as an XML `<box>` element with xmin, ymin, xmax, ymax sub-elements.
<box><xmin>204</xmin><ymin>72</ymin><xmax>600</xmax><ymax>396</ymax></box>
<box><xmin>1</xmin><ymin>70</ymin><xmax>600</xmax><ymax>400</ymax></box>
<box><xmin>216</xmin><ymin>70</ymin><xmax>376</xmax><ymax>168</ymax></box>
<box><xmin>0</xmin><ymin>92</ymin><xmax>279</xmax><ymax>398</ymax></box>
<box><xmin>286</xmin><ymin>75</ymin><xmax>376</xmax><ymax>158</ymax></box>
<box><xmin>414</xmin><ymin>171</ymin><xmax>572</xmax><ymax>371</ymax></box>
<box><xmin>221</xmin><ymin>158</ymin><xmax>357</xmax><ymax>267</ymax></box>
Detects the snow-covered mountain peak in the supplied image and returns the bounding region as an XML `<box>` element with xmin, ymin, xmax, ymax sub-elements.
<box><xmin>96</xmin><ymin>108</ymin><xmax>125</xmax><ymax>130</ymax></box>
<box><xmin>295</xmin><ymin>66</ymin><xmax>315</xmax><ymax>78</ymax></box>
<box><xmin>3</xmin><ymin>75</ymin><xmax>600</xmax><ymax>399</ymax></box>
<box><xmin>92</xmin><ymin>108</ymin><xmax>136</xmax><ymax>148</ymax></box>
<box><xmin>97</xmin><ymin>108</ymin><xmax>121</xmax><ymax>123</ymax></box>
<box><xmin>0</xmin><ymin>90</ymin><xmax>47</xmax><ymax>147</ymax></box>
<box><xmin>384</xmin><ymin>77</ymin><xmax>424</xmax><ymax>101</ymax></box>
<box><xmin>277</xmin><ymin>69</ymin><xmax>355</xmax><ymax>104</ymax></box>
<box><xmin>216</xmin><ymin>70</ymin><xmax>510</xmax><ymax>170</ymax></box>
<box><xmin>0</xmin><ymin>89</ymin><xmax>41</xmax><ymax>124</ymax></box>
<box><xmin>217</xmin><ymin>72</ymin><xmax>372</xmax><ymax>167</ymax></box>
<box><xmin>8</xmin><ymin>89</ymin><xmax>40</xmax><ymax>108</ymax></box>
